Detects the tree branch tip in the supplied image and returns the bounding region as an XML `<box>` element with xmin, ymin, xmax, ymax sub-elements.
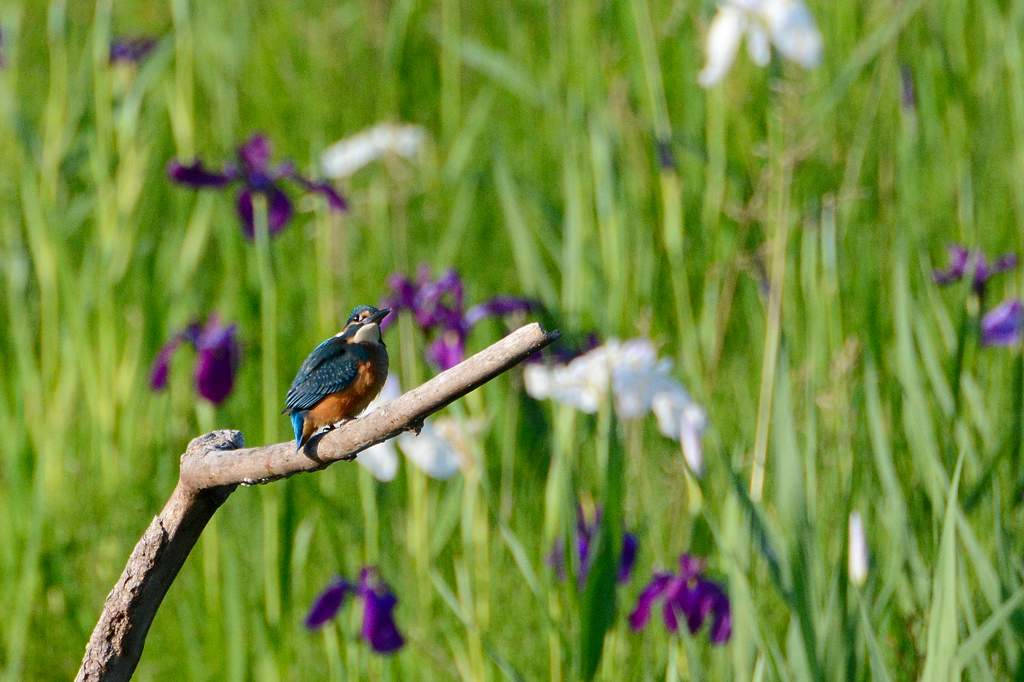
<box><xmin>184</xmin><ymin>430</ymin><xmax>245</xmax><ymax>458</ymax></box>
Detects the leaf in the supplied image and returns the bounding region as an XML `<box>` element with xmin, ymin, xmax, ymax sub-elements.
<box><xmin>954</xmin><ymin>585</ymin><xmax>1024</xmax><ymax>671</ymax></box>
<box><xmin>578</xmin><ymin>407</ymin><xmax>623</xmax><ymax>680</ymax></box>
<box><xmin>920</xmin><ymin>449</ymin><xmax>965</xmax><ymax>682</ymax></box>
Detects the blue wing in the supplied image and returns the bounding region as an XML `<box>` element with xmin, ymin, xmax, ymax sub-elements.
<box><xmin>283</xmin><ymin>337</ymin><xmax>362</xmax><ymax>412</ymax></box>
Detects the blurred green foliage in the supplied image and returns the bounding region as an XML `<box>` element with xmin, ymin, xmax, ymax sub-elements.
<box><xmin>1</xmin><ymin>0</ymin><xmax>1023</xmax><ymax>679</ymax></box>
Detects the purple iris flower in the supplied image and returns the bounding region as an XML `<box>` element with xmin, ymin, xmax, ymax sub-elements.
<box><xmin>109</xmin><ymin>37</ymin><xmax>157</xmax><ymax>64</ymax></box>
<box><xmin>150</xmin><ymin>316</ymin><xmax>240</xmax><ymax>405</ymax></box>
<box><xmin>305</xmin><ymin>568</ymin><xmax>405</xmax><ymax>655</ymax></box>
<box><xmin>629</xmin><ymin>553</ymin><xmax>732</xmax><ymax>645</ymax></box>
<box><xmin>168</xmin><ymin>134</ymin><xmax>346</xmax><ymax>239</ymax></box>
<box><xmin>548</xmin><ymin>505</ymin><xmax>638</xmax><ymax>585</ymax></box>
<box><xmin>981</xmin><ymin>299</ymin><xmax>1023</xmax><ymax>347</ymax></box>
<box><xmin>382</xmin><ymin>266</ymin><xmax>537</xmax><ymax>370</ymax></box>
<box><xmin>933</xmin><ymin>244</ymin><xmax>1016</xmax><ymax>296</ymax></box>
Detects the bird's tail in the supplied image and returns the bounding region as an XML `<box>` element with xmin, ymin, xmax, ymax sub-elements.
<box><xmin>291</xmin><ymin>411</ymin><xmax>308</xmax><ymax>451</ymax></box>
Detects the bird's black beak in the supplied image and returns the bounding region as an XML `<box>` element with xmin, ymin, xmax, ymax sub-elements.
<box><xmin>369</xmin><ymin>308</ymin><xmax>390</xmax><ymax>324</ymax></box>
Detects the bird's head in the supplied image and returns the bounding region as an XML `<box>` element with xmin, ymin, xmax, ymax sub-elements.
<box><xmin>339</xmin><ymin>305</ymin><xmax>390</xmax><ymax>344</ymax></box>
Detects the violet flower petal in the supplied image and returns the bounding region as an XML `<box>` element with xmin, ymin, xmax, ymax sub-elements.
<box><xmin>168</xmin><ymin>160</ymin><xmax>234</xmax><ymax>188</ymax></box>
<box><xmin>628</xmin><ymin>573</ymin><xmax>673</xmax><ymax>631</ymax></box>
<box><xmin>981</xmin><ymin>299</ymin><xmax>1024</xmax><ymax>347</ymax></box>
<box><xmin>193</xmin><ymin>320</ymin><xmax>240</xmax><ymax>404</ymax></box>
<box><xmin>426</xmin><ymin>332</ymin><xmax>465</xmax><ymax>370</ymax></box>
<box><xmin>678</xmin><ymin>553</ymin><xmax>705</xmax><ymax>581</ymax></box>
<box><xmin>149</xmin><ymin>336</ymin><xmax>182</xmax><ymax>390</ymax></box>
<box><xmin>617</xmin><ymin>533</ymin><xmax>638</xmax><ymax>584</ymax></box>
<box><xmin>683</xmin><ymin>580</ymin><xmax>719</xmax><ymax>634</ymax></box>
<box><xmin>289</xmin><ymin>173</ymin><xmax>348</xmax><ymax>212</ymax></box>
<box><xmin>237</xmin><ymin>185</ymin><xmax>294</xmax><ymax>239</ymax></box>
<box><xmin>358</xmin><ymin>574</ymin><xmax>405</xmax><ymax>654</ymax></box>
<box><xmin>546</xmin><ymin>538</ymin><xmax>567</xmax><ymax>580</ymax></box>
<box><xmin>464</xmin><ymin>296</ymin><xmax>536</xmax><ymax>328</ymax></box>
<box><xmin>304</xmin><ymin>578</ymin><xmax>353</xmax><ymax>629</ymax></box>
<box><xmin>109</xmin><ymin>36</ymin><xmax>157</xmax><ymax>64</ymax></box>
<box><xmin>415</xmin><ymin>269</ymin><xmax>464</xmax><ymax>329</ymax></box>
<box><xmin>708</xmin><ymin>588</ymin><xmax>733</xmax><ymax>645</ymax></box>
<box><xmin>992</xmin><ymin>253</ymin><xmax>1018</xmax><ymax>275</ymax></box>
<box><xmin>661</xmin><ymin>577</ymin><xmax>692</xmax><ymax>633</ymax></box>
<box><xmin>933</xmin><ymin>245</ymin><xmax>970</xmax><ymax>285</ymax></box>
<box><xmin>237</xmin><ymin>134</ymin><xmax>272</xmax><ymax>174</ymax></box>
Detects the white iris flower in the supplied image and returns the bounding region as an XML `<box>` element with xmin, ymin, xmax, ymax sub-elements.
<box><xmin>321</xmin><ymin>123</ymin><xmax>426</xmax><ymax>178</ymax></box>
<box><xmin>524</xmin><ymin>339</ymin><xmax>708</xmax><ymax>476</ymax></box>
<box><xmin>699</xmin><ymin>0</ymin><xmax>822</xmax><ymax>87</ymax></box>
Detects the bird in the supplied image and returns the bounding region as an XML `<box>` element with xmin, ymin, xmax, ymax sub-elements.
<box><xmin>283</xmin><ymin>304</ymin><xmax>390</xmax><ymax>451</ymax></box>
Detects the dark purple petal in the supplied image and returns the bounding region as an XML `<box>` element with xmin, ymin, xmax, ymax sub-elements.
<box><xmin>149</xmin><ymin>336</ymin><xmax>183</xmax><ymax>390</ymax></box>
<box><xmin>629</xmin><ymin>573</ymin><xmax>673</xmax><ymax>631</ymax></box>
<box><xmin>991</xmin><ymin>254</ymin><xmax>1018</xmax><ymax>276</ymax></box>
<box><xmin>708</xmin><ymin>588</ymin><xmax>733</xmax><ymax>645</ymax></box>
<box><xmin>109</xmin><ymin>36</ymin><xmax>157</xmax><ymax>64</ymax></box>
<box><xmin>309</xmin><ymin>181</ymin><xmax>347</xmax><ymax>212</ymax></box>
<box><xmin>678</xmin><ymin>554</ymin><xmax>705</xmax><ymax>581</ymax></box>
<box><xmin>661</xmin><ymin>576</ymin><xmax>695</xmax><ymax>633</ymax></box>
<box><xmin>933</xmin><ymin>245</ymin><xmax>970</xmax><ymax>285</ymax></box>
<box><xmin>237</xmin><ymin>134</ymin><xmax>272</xmax><ymax>174</ymax></box>
<box><xmin>386</xmin><ymin>274</ymin><xmax>419</xmax><ymax>310</ymax></box>
<box><xmin>547</xmin><ymin>538</ymin><xmax>567</xmax><ymax>580</ymax></box>
<box><xmin>289</xmin><ymin>172</ymin><xmax>348</xmax><ymax>212</ymax></box>
<box><xmin>168</xmin><ymin>160</ymin><xmax>234</xmax><ymax>188</ymax></box>
<box><xmin>304</xmin><ymin>578</ymin><xmax>353</xmax><ymax>629</ymax></box>
<box><xmin>425</xmin><ymin>331</ymin><xmax>465</xmax><ymax>370</ymax></box>
<box><xmin>683</xmin><ymin>580</ymin><xmax>720</xmax><ymax>635</ymax></box>
<box><xmin>358</xmin><ymin>570</ymin><xmax>405</xmax><ymax>654</ymax></box>
<box><xmin>617</xmin><ymin>533</ymin><xmax>638</xmax><ymax>584</ymax></box>
<box><xmin>380</xmin><ymin>274</ymin><xmax>419</xmax><ymax>331</ymax></box>
<box><xmin>415</xmin><ymin>269</ymin><xmax>465</xmax><ymax>329</ymax></box>
<box><xmin>193</xmin><ymin>319</ymin><xmax>240</xmax><ymax>404</ymax></box>
<box><xmin>237</xmin><ymin>186</ymin><xmax>294</xmax><ymax>239</ymax></box>
<box><xmin>464</xmin><ymin>296</ymin><xmax>537</xmax><ymax>328</ymax></box>
<box><xmin>981</xmin><ymin>299</ymin><xmax>1024</xmax><ymax>347</ymax></box>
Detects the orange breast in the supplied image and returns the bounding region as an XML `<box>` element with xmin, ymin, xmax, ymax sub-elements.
<box><xmin>306</xmin><ymin>355</ymin><xmax>388</xmax><ymax>428</ymax></box>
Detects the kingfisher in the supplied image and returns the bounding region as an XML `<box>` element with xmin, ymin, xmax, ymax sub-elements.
<box><xmin>283</xmin><ymin>304</ymin><xmax>391</xmax><ymax>451</ymax></box>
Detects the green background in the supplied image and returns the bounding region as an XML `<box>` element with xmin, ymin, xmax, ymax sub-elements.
<box><xmin>1</xmin><ymin>0</ymin><xmax>1023</xmax><ymax>679</ymax></box>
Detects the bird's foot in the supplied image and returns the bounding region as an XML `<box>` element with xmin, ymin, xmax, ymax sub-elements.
<box><xmin>406</xmin><ymin>418</ymin><xmax>424</xmax><ymax>436</ymax></box>
<box><xmin>328</xmin><ymin>417</ymin><xmax>354</xmax><ymax>431</ymax></box>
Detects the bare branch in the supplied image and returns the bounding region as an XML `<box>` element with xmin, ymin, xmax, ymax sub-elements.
<box><xmin>76</xmin><ymin>323</ymin><xmax>557</xmax><ymax>681</ymax></box>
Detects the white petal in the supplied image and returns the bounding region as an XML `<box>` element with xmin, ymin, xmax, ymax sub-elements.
<box><xmin>847</xmin><ymin>511</ymin><xmax>869</xmax><ymax>586</ymax></box>
<box><xmin>357</xmin><ymin>440</ymin><xmax>399</xmax><ymax>481</ymax></box>
<box><xmin>523</xmin><ymin>345</ymin><xmax>613</xmax><ymax>414</ymax></box>
<box><xmin>523</xmin><ymin>364</ymin><xmax>555</xmax><ymax>400</ymax></box>
<box><xmin>746</xmin><ymin>24</ymin><xmax>771</xmax><ymax>66</ymax></box>
<box><xmin>699</xmin><ymin>5</ymin><xmax>748</xmax><ymax>87</ymax></box>
<box><xmin>612</xmin><ymin>339</ymin><xmax>674</xmax><ymax>417</ymax></box>
<box><xmin>399</xmin><ymin>421</ymin><xmax>461</xmax><ymax>479</ymax></box>
<box><xmin>652</xmin><ymin>385</ymin><xmax>708</xmax><ymax>476</ymax></box>
<box><xmin>321</xmin><ymin>123</ymin><xmax>427</xmax><ymax>178</ymax></box>
<box><xmin>760</xmin><ymin>0</ymin><xmax>822</xmax><ymax>68</ymax></box>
